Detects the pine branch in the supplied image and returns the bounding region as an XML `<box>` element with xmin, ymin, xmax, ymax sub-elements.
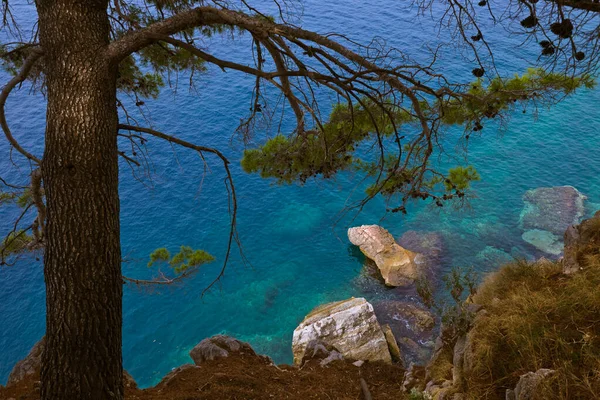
<box><xmin>118</xmin><ymin>123</ymin><xmax>245</xmax><ymax>296</ymax></box>
<box><xmin>0</xmin><ymin>47</ymin><xmax>43</xmax><ymax>164</ymax></box>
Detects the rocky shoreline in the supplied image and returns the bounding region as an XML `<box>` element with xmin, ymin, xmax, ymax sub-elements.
<box><xmin>2</xmin><ymin>185</ymin><xmax>595</xmax><ymax>400</ymax></box>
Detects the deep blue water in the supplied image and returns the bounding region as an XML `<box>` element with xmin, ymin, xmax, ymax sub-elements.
<box><xmin>1</xmin><ymin>0</ymin><xmax>600</xmax><ymax>388</ymax></box>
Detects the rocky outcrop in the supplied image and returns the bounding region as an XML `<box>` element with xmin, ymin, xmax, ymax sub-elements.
<box><xmin>424</xmin><ymin>306</ymin><xmax>487</xmax><ymax>399</ymax></box>
<box><xmin>7</xmin><ymin>338</ymin><xmax>45</xmax><ymax>386</ymax></box>
<box><xmin>189</xmin><ymin>335</ymin><xmax>257</xmax><ymax>365</ymax></box>
<box><xmin>452</xmin><ymin>333</ymin><xmax>475</xmax><ymax>391</ymax></box>
<box><xmin>563</xmin><ymin>211</ymin><xmax>600</xmax><ymax>274</ymax></box>
<box><xmin>7</xmin><ymin>337</ymin><xmax>138</xmax><ymax>389</ymax></box>
<box><xmin>348</xmin><ymin>225</ymin><xmax>426</xmax><ymax>287</ymax></box>
<box><xmin>519</xmin><ymin>186</ymin><xmax>586</xmax><ymax>255</ymax></box>
<box><xmin>506</xmin><ymin>368</ymin><xmax>556</xmax><ymax>400</ymax></box>
<box><xmin>292</xmin><ymin>298</ymin><xmax>392</xmax><ymax>365</ymax></box>
<box><xmin>123</xmin><ymin>370</ymin><xmax>138</xmax><ymax>390</ymax></box>
<box><xmin>563</xmin><ymin>224</ymin><xmax>581</xmax><ymax>274</ymax></box>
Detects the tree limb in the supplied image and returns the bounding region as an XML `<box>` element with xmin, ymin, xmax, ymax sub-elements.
<box><xmin>122</xmin><ymin>267</ymin><xmax>198</xmax><ymax>286</ymax></box>
<box><xmin>107</xmin><ymin>6</ymin><xmax>432</xmax><ymax>143</ymax></box>
<box><xmin>554</xmin><ymin>0</ymin><xmax>600</xmax><ymax>13</ymax></box>
<box><xmin>118</xmin><ymin>123</ymin><xmax>242</xmax><ymax>295</ymax></box>
<box><xmin>0</xmin><ymin>47</ymin><xmax>43</xmax><ymax>164</ymax></box>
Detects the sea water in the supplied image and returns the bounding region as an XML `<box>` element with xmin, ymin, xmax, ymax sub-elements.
<box><xmin>1</xmin><ymin>0</ymin><xmax>600</xmax><ymax>387</ymax></box>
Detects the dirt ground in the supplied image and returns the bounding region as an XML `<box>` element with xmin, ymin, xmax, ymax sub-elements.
<box><xmin>0</xmin><ymin>354</ymin><xmax>407</xmax><ymax>400</ymax></box>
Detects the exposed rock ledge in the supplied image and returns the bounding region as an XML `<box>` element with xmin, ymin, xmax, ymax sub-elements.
<box><xmin>5</xmin><ymin>336</ymin><xmax>138</xmax><ymax>392</ymax></box>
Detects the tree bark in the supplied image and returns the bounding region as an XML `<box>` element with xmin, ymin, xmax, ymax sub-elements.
<box><xmin>36</xmin><ymin>1</ymin><xmax>123</xmax><ymax>399</ymax></box>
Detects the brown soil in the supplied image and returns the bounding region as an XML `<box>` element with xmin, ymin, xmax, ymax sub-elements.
<box><xmin>0</xmin><ymin>354</ymin><xmax>407</xmax><ymax>400</ymax></box>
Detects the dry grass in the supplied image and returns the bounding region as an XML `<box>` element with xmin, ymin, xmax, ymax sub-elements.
<box><xmin>462</xmin><ymin>259</ymin><xmax>600</xmax><ymax>399</ymax></box>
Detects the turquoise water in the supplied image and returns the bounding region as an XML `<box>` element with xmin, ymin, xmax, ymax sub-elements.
<box><xmin>1</xmin><ymin>0</ymin><xmax>600</xmax><ymax>388</ymax></box>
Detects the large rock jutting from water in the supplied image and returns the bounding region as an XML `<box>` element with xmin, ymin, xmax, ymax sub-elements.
<box><xmin>348</xmin><ymin>225</ymin><xmax>426</xmax><ymax>287</ymax></box>
<box><xmin>292</xmin><ymin>297</ymin><xmax>392</xmax><ymax>365</ymax></box>
<box><xmin>519</xmin><ymin>186</ymin><xmax>586</xmax><ymax>255</ymax></box>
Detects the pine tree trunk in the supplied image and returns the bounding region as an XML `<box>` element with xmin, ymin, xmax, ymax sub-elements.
<box><xmin>36</xmin><ymin>1</ymin><xmax>123</xmax><ymax>399</ymax></box>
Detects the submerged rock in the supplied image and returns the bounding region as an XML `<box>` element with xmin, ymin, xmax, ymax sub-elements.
<box><xmin>511</xmin><ymin>245</ymin><xmax>535</xmax><ymax>261</ymax></box>
<box><xmin>475</xmin><ymin>246</ymin><xmax>514</xmax><ymax>271</ymax></box>
<box><xmin>351</xmin><ymin>261</ymin><xmax>391</xmax><ymax>295</ymax></box>
<box><xmin>398</xmin><ymin>230</ymin><xmax>444</xmax><ymax>261</ymax></box>
<box><xmin>372</xmin><ymin>300</ymin><xmax>435</xmax><ymax>335</ymax></box>
<box><xmin>372</xmin><ymin>300</ymin><xmax>436</xmax><ymax>365</ymax></box>
<box><xmin>292</xmin><ymin>297</ymin><xmax>392</xmax><ymax>365</ymax></box>
<box><xmin>270</xmin><ymin>201</ymin><xmax>323</xmax><ymax>236</ymax></box>
<box><xmin>522</xmin><ymin>229</ymin><xmax>563</xmax><ymax>256</ymax></box>
<box><xmin>460</xmin><ymin>217</ymin><xmax>516</xmax><ymax>252</ymax></box>
<box><xmin>519</xmin><ymin>186</ymin><xmax>586</xmax><ymax>236</ymax></box>
<box><xmin>189</xmin><ymin>335</ymin><xmax>256</xmax><ymax>365</ymax></box>
<box><xmin>348</xmin><ymin>225</ymin><xmax>426</xmax><ymax>287</ymax></box>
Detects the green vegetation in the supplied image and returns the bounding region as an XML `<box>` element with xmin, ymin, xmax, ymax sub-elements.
<box><xmin>0</xmin><ymin>190</ymin><xmax>16</xmax><ymax>205</ymax></box>
<box><xmin>241</xmin><ymin>101</ymin><xmax>411</xmax><ymax>184</ymax></box>
<box><xmin>148</xmin><ymin>245</ymin><xmax>215</xmax><ymax>274</ymax></box>
<box><xmin>439</xmin><ymin>68</ymin><xmax>595</xmax><ymax>128</ymax></box>
<box><xmin>0</xmin><ymin>187</ymin><xmax>38</xmax><ymax>262</ymax></box>
<box><xmin>443</xmin><ymin>167</ymin><xmax>480</xmax><ymax>192</ymax></box>
<box><xmin>242</xmin><ymin>69</ymin><xmax>591</xmax><ymax>206</ymax></box>
<box><xmin>458</xmin><ymin>259</ymin><xmax>600</xmax><ymax>399</ymax></box>
<box><xmin>1</xmin><ymin>230</ymin><xmax>33</xmax><ymax>256</ymax></box>
<box><xmin>418</xmin><ymin>266</ymin><xmax>479</xmax><ymax>337</ymax></box>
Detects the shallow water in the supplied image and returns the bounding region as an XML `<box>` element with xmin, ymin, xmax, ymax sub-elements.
<box><xmin>1</xmin><ymin>0</ymin><xmax>600</xmax><ymax>387</ymax></box>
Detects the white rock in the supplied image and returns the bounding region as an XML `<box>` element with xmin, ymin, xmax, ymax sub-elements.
<box><xmin>292</xmin><ymin>297</ymin><xmax>392</xmax><ymax>365</ymax></box>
